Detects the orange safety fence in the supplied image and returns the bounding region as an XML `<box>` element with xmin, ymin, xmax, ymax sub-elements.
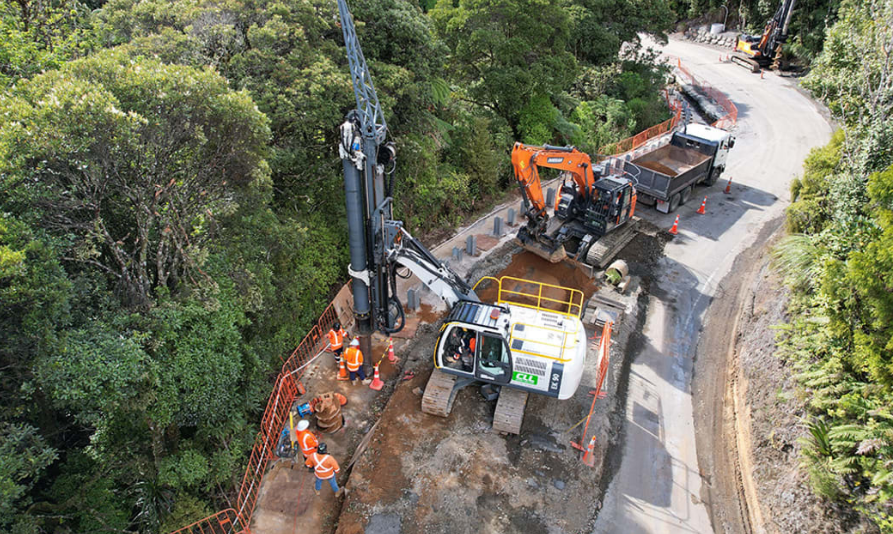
<box><xmin>599</xmin><ymin>58</ymin><xmax>738</xmax><ymax>158</ymax></box>
<box><xmin>570</xmin><ymin>320</ymin><xmax>613</xmax><ymax>454</ymax></box>
<box><xmin>599</xmin><ymin>106</ymin><xmax>681</xmax><ymax>157</ymax></box>
<box><xmin>170</xmin><ymin>301</ymin><xmax>343</xmax><ymax>534</ymax></box>
<box><xmin>593</xmin><ymin>321</ymin><xmax>613</xmax><ymax>398</ymax></box>
<box><xmin>674</xmin><ymin>58</ymin><xmax>738</xmax><ymax>129</ymax></box>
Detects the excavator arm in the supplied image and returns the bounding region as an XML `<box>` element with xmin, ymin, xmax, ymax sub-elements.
<box><xmin>511</xmin><ymin>142</ymin><xmax>596</xmax><ymax>235</ymax></box>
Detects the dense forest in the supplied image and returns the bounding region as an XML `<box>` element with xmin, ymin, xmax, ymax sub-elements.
<box><xmin>773</xmin><ymin>0</ymin><xmax>893</xmax><ymax>530</ymax></box>
<box><xmin>0</xmin><ymin>0</ymin><xmax>681</xmax><ymax>531</ymax></box>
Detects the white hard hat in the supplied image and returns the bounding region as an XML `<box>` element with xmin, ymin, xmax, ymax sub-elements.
<box><xmin>350</xmin><ymin>338</ymin><xmax>359</xmax><ymax>346</ymax></box>
<box><xmin>296</xmin><ymin>419</ymin><xmax>309</xmax><ymax>431</ymax></box>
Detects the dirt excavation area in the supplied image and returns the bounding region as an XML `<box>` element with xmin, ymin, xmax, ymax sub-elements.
<box><xmin>332</xmin><ymin>231</ymin><xmax>666</xmax><ymax>534</ymax></box>
<box><xmin>692</xmin><ymin>222</ymin><xmax>878</xmax><ymax>534</ymax></box>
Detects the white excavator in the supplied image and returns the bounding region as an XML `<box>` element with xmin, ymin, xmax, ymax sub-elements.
<box><xmin>335</xmin><ymin>0</ymin><xmax>590</xmax><ymax>433</ymax></box>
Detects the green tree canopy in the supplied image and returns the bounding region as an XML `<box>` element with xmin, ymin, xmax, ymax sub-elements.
<box><xmin>0</xmin><ymin>49</ymin><xmax>271</xmax><ymax>308</ymax></box>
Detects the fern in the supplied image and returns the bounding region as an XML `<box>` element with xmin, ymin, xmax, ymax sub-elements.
<box><xmin>772</xmin><ymin>234</ymin><xmax>824</xmax><ymax>291</ymax></box>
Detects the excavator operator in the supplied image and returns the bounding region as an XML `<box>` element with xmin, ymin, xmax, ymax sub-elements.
<box><xmin>445</xmin><ymin>327</ymin><xmax>475</xmax><ymax>372</ymax></box>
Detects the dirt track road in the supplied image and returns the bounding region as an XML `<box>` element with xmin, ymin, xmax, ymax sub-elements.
<box><xmin>591</xmin><ymin>38</ymin><xmax>833</xmax><ymax>533</ymax></box>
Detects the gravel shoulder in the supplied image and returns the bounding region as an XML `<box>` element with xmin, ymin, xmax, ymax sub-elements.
<box><xmin>693</xmin><ymin>221</ymin><xmax>879</xmax><ymax>534</ymax></box>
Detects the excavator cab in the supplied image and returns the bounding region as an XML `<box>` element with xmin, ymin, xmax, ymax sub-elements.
<box><xmin>435</xmin><ymin>301</ymin><xmax>513</xmax><ymax>384</ymax></box>
<box><xmin>436</xmin><ymin>321</ymin><xmax>514</xmax><ymax>385</ymax></box>
<box><xmin>587</xmin><ymin>177</ymin><xmax>636</xmax><ymax>237</ymax></box>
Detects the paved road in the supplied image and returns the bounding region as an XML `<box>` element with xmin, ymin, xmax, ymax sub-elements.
<box><xmin>592</xmin><ymin>38</ymin><xmax>833</xmax><ymax>533</ymax></box>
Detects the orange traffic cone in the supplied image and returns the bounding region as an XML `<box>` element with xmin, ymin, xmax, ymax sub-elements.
<box><xmin>724</xmin><ymin>176</ymin><xmax>732</xmax><ymax>194</ymax></box>
<box><xmin>369</xmin><ymin>364</ymin><xmax>384</xmax><ymax>391</ymax></box>
<box><xmin>697</xmin><ymin>196</ymin><xmax>707</xmax><ymax>214</ymax></box>
<box><xmin>582</xmin><ymin>435</ymin><xmax>596</xmax><ymax>467</ymax></box>
<box><xmin>668</xmin><ymin>215</ymin><xmax>679</xmax><ymax>235</ymax></box>
<box><xmin>760</xmin><ymin>70</ymin><xmax>764</xmax><ymax>79</ymax></box>
<box><xmin>387</xmin><ymin>337</ymin><xmax>398</xmax><ymax>363</ymax></box>
<box><xmin>337</xmin><ymin>360</ymin><xmax>348</xmax><ymax>381</ymax></box>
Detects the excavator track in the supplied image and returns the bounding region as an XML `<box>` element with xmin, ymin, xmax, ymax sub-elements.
<box><xmin>492</xmin><ymin>387</ymin><xmax>528</xmax><ymax>435</ymax></box>
<box><xmin>731</xmin><ymin>54</ymin><xmax>761</xmax><ymax>73</ymax></box>
<box><xmin>585</xmin><ymin>218</ymin><xmax>640</xmax><ymax>268</ymax></box>
<box><xmin>421</xmin><ymin>369</ymin><xmax>459</xmax><ymax>418</ymax></box>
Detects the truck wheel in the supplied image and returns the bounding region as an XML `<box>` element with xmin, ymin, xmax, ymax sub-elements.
<box><xmin>704</xmin><ymin>167</ymin><xmax>721</xmax><ymax>186</ymax></box>
<box><xmin>680</xmin><ymin>186</ymin><xmax>693</xmax><ymax>205</ymax></box>
<box><xmin>668</xmin><ymin>192</ymin><xmax>681</xmax><ymax>213</ymax></box>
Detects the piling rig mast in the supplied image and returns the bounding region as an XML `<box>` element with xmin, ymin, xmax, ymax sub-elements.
<box><xmin>336</xmin><ymin>0</ymin><xmax>477</xmax><ymax>358</ymax></box>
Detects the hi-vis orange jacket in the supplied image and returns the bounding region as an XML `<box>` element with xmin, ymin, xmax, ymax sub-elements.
<box><xmin>305</xmin><ymin>452</ymin><xmax>340</xmax><ymax>479</ymax></box>
<box><xmin>327</xmin><ymin>328</ymin><xmax>346</xmax><ymax>350</ymax></box>
<box><xmin>296</xmin><ymin>429</ymin><xmax>318</xmax><ymax>457</ymax></box>
<box><xmin>343</xmin><ymin>347</ymin><xmax>363</xmax><ymax>372</ymax></box>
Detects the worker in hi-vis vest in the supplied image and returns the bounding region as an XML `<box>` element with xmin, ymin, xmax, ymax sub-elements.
<box><xmin>343</xmin><ymin>338</ymin><xmax>369</xmax><ymax>385</ymax></box>
<box><xmin>305</xmin><ymin>442</ymin><xmax>341</xmax><ymax>496</ymax></box>
<box><xmin>294</xmin><ymin>419</ymin><xmax>318</xmax><ymax>459</ymax></box>
<box><xmin>326</xmin><ymin>322</ymin><xmax>347</xmax><ymax>363</ymax></box>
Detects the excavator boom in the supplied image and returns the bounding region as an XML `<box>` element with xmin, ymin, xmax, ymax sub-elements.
<box><xmin>511</xmin><ymin>143</ymin><xmax>595</xmax><ymax>220</ymax></box>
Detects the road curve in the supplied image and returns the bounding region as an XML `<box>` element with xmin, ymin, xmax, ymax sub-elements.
<box><xmin>591</xmin><ymin>37</ymin><xmax>833</xmax><ymax>534</ymax></box>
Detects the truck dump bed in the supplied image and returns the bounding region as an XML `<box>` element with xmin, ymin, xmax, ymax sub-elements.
<box><xmin>633</xmin><ymin>144</ymin><xmax>711</xmax><ymax>178</ymax></box>
<box><xmin>622</xmin><ymin>132</ymin><xmax>717</xmax><ymax>206</ymax></box>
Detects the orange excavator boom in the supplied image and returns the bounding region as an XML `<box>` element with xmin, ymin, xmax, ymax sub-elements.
<box><xmin>510</xmin><ymin>142</ymin><xmax>596</xmax><ymax>223</ymax></box>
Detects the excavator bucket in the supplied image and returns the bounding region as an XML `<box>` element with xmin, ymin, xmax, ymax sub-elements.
<box><xmin>514</xmin><ymin>227</ymin><xmax>568</xmax><ymax>263</ymax></box>
<box><xmin>518</xmin><ymin>238</ymin><xmax>568</xmax><ymax>263</ymax></box>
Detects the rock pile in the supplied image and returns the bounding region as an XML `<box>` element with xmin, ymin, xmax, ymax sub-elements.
<box><xmin>679</xmin><ymin>84</ymin><xmax>727</xmax><ymax>123</ymax></box>
<box><xmin>682</xmin><ymin>27</ymin><xmax>737</xmax><ymax>48</ymax></box>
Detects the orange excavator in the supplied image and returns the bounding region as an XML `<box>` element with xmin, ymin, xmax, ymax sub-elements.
<box><xmin>511</xmin><ymin>142</ymin><xmax>639</xmax><ymax>268</ymax></box>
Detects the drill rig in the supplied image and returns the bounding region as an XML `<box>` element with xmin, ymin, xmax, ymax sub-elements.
<box><xmin>733</xmin><ymin>0</ymin><xmax>798</xmax><ymax>72</ymax></box>
<box><xmin>336</xmin><ymin>0</ymin><xmax>590</xmax><ymax>434</ymax></box>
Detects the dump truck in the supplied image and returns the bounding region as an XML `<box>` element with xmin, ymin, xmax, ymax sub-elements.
<box><xmin>620</xmin><ymin>123</ymin><xmax>734</xmax><ymax>213</ymax></box>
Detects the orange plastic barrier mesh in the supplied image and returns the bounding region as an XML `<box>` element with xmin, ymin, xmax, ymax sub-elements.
<box><xmin>170</xmin><ymin>301</ymin><xmax>342</xmax><ymax>534</ymax></box>
<box><xmin>169</xmin><ymin>509</ymin><xmax>240</xmax><ymax>534</ymax></box>
<box><xmin>594</xmin><ymin>321</ymin><xmax>613</xmax><ymax>397</ymax></box>
<box><xmin>599</xmin><ymin>106</ymin><xmax>681</xmax><ymax>157</ymax></box>
<box><xmin>674</xmin><ymin>58</ymin><xmax>738</xmax><ymax>129</ymax></box>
